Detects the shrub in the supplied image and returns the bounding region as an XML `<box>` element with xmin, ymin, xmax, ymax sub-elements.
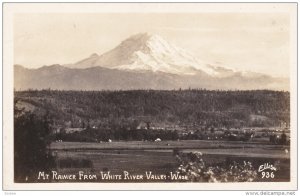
<box><xmin>175</xmin><ymin>151</ymin><xmax>258</xmax><ymax>182</ymax></box>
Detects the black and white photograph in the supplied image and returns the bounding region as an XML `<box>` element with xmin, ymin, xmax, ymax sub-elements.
<box><xmin>2</xmin><ymin>2</ymin><xmax>298</xmax><ymax>191</ymax></box>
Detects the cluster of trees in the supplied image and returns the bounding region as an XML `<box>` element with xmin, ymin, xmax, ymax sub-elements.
<box><xmin>14</xmin><ymin>101</ymin><xmax>55</xmax><ymax>182</ymax></box>
<box><xmin>15</xmin><ymin>89</ymin><xmax>290</xmax><ymax>129</ymax></box>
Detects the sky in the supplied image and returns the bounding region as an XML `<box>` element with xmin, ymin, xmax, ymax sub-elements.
<box><xmin>14</xmin><ymin>13</ymin><xmax>290</xmax><ymax>77</ymax></box>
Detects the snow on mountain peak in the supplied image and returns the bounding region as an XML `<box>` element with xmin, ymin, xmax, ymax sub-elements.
<box><xmin>113</xmin><ymin>33</ymin><xmax>217</xmax><ymax>75</ymax></box>
<box><xmin>71</xmin><ymin>33</ymin><xmax>219</xmax><ymax>75</ymax></box>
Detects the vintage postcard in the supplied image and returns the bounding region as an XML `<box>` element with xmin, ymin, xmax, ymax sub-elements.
<box><xmin>2</xmin><ymin>3</ymin><xmax>298</xmax><ymax>190</ymax></box>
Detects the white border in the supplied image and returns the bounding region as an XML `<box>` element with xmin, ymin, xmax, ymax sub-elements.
<box><xmin>2</xmin><ymin>2</ymin><xmax>298</xmax><ymax>191</ymax></box>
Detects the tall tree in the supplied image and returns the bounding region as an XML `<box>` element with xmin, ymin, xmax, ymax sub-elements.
<box><xmin>14</xmin><ymin>101</ymin><xmax>55</xmax><ymax>182</ymax></box>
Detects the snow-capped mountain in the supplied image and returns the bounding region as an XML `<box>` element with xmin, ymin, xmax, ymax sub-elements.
<box><xmin>14</xmin><ymin>33</ymin><xmax>290</xmax><ymax>91</ymax></box>
<box><xmin>69</xmin><ymin>33</ymin><xmax>221</xmax><ymax>76</ymax></box>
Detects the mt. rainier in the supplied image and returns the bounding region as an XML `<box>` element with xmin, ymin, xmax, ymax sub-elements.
<box><xmin>69</xmin><ymin>33</ymin><xmax>220</xmax><ymax>76</ymax></box>
<box><xmin>14</xmin><ymin>33</ymin><xmax>289</xmax><ymax>91</ymax></box>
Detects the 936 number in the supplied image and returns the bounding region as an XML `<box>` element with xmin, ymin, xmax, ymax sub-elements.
<box><xmin>261</xmin><ymin>172</ymin><xmax>275</xmax><ymax>179</ymax></box>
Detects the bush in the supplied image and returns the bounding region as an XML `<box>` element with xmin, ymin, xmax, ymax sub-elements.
<box><xmin>175</xmin><ymin>151</ymin><xmax>258</xmax><ymax>182</ymax></box>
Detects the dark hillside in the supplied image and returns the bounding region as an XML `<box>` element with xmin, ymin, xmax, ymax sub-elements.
<box><xmin>15</xmin><ymin>89</ymin><xmax>290</xmax><ymax>129</ymax></box>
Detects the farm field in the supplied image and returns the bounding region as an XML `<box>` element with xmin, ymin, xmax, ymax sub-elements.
<box><xmin>51</xmin><ymin>140</ymin><xmax>289</xmax><ymax>158</ymax></box>
<box><xmin>50</xmin><ymin>140</ymin><xmax>290</xmax><ymax>182</ymax></box>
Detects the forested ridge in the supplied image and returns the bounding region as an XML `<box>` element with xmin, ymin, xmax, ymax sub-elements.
<box><xmin>15</xmin><ymin>89</ymin><xmax>290</xmax><ymax>129</ymax></box>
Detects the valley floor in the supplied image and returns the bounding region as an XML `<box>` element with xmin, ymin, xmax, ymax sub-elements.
<box><xmin>48</xmin><ymin>140</ymin><xmax>290</xmax><ymax>182</ymax></box>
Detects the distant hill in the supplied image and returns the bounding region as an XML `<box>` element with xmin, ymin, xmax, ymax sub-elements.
<box><xmin>14</xmin><ymin>64</ymin><xmax>289</xmax><ymax>91</ymax></box>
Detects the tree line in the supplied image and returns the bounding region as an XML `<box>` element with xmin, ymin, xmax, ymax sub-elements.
<box><xmin>15</xmin><ymin>89</ymin><xmax>290</xmax><ymax>129</ymax></box>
